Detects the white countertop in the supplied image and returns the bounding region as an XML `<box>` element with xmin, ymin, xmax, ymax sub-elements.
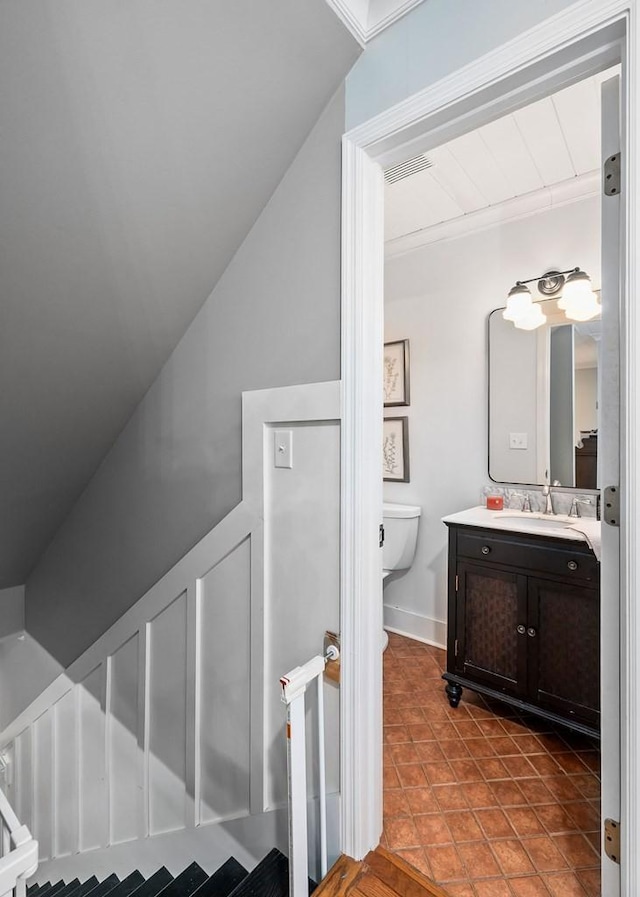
<box><xmin>442</xmin><ymin>506</ymin><xmax>601</xmax><ymax>559</ymax></box>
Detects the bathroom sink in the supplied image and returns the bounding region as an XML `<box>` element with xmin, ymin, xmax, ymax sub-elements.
<box><xmin>498</xmin><ymin>515</ymin><xmax>573</xmax><ymax>534</ymax></box>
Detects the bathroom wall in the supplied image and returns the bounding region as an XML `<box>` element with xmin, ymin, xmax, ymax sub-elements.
<box><xmin>345</xmin><ymin>0</ymin><xmax>577</xmax><ymax>128</ymax></box>
<box><xmin>382</xmin><ymin>195</ymin><xmax>600</xmax><ymax>645</ymax></box>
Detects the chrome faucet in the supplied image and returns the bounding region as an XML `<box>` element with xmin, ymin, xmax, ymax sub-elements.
<box><xmin>542</xmin><ymin>479</ymin><xmax>561</xmax><ymax>515</ymax></box>
<box><xmin>569</xmin><ymin>497</ymin><xmax>594</xmax><ymax>518</ymax></box>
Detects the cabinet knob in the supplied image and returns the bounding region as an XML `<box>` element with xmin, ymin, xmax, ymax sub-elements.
<box><xmin>567</xmin><ymin>560</ymin><xmax>578</xmax><ymax>571</ymax></box>
<box><xmin>527</xmin><ymin>627</ymin><xmax>537</xmax><ymax>638</ymax></box>
<box><xmin>516</xmin><ymin>624</ymin><xmax>526</xmax><ymax>635</ymax></box>
<box><xmin>481</xmin><ymin>545</ymin><xmax>491</xmax><ymax>555</ymax></box>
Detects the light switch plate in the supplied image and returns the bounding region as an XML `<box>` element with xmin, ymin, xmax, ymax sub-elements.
<box><xmin>274</xmin><ymin>429</ymin><xmax>293</xmax><ymax>468</ymax></box>
<box><xmin>509</xmin><ymin>432</ymin><xmax>528</xmax><ymax>450</ymax></box>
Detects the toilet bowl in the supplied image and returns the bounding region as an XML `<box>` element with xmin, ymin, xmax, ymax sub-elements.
<box><xmin>382</xmin><ymin>502</ymin><xmax>421</xmax><ymax>648</ymax></box>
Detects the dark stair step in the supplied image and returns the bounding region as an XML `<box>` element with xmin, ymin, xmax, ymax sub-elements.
<box><xmin>28</xmin><ymin>884</ymin><xmax>48</xmax><ymax>897</ymax></box>
<box><xmin>37</xmin><ymin>880</ymin><xmax>70</xmax><ymax>897</ymax></box>
<box><xmin>81</xmin><ymin>874</ymin><xmax>121</xmax><ymax>897</ymax></box>
<box><xmin>156</xmin><ymin>863</ymin><xmax>207</xmax><ymax>897</ymax></box>
<box><xmin>190</xmin><ymin>859</ymin><xmax>248</xmax><ymax>897</ymax></box>
<box><xmin>63</xmin><ymin>877</ymin><xmax>99</xmax><ymax>897</ymax></box>
<box><xmin>128</xmin><ymin>868</ymin><xmax>174</xmax><ymax>897</ymax></box>
<box><xmin>102</xmin><ymin>872</ymin><xmax>145</xmax><ymax>897</ymax></box>
<box><xmin>28</xmin><ymin>883</ymin><xmax>52</xmax><ymax>897</ymax></box>
<box><xmin>226</xmin><ymin>849</ymin><xmax>291</xmax><ymax>897</ymax></box>
<box><xmin>49</xmin><ymin>880</ymin><xmax>81</xmax><ymax>897</ymax></box>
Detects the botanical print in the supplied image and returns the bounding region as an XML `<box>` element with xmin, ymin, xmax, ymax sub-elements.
<box><xmin>383</xmin><ymin>417</ymin><xmax>409</xmax><ymax>482</ymax></box>
<box><xmin>383</xmin><ymin>340</ymin><xmax>409</xmax><ymax>406</ymax></box>
<box><xmin>383</xmin><ymin>428</ymin><xmax>399</xmax><ymax>477</ymax></box>
<box><xmin>384</xmin><ymin>354</ymin><xmax>400</xmax><ymax>404</ymax></box>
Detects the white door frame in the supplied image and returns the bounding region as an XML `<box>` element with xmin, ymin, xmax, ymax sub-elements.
<box><xmin>339</xmin><ymin>2</ymin><xmax>640</xmax><ymax>894</ymax></box>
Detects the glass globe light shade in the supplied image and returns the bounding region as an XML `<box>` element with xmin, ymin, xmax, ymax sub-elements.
<box><xmin>558</xmin><ymin>269</ymin><xmax>593</xmax><ymax>310</ymax></box>
<box><xmin>503</xmin><ymin>283</ymin><xmax>533</xmax><ymax>322</ymax></box>
<box><xmin>514</xmin><ymin>303</ymin><xmax>547</xmax><ymax>330</ymax></box>
<box><xmin>564</xmin><ymin>293</ymin><xmax>601</xmax><ymax>322</ymax></box>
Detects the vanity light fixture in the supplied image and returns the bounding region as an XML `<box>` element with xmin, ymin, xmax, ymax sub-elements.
<box><xmin>504</xmin><ymin>267</ymin><xmax>600</xmax><ymax>329</ymax></box>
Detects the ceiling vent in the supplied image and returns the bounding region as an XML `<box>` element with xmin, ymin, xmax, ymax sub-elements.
<box><xmin>384</xmin><ymin>154</ymin><xmax>433</xmax><ymax>185</ymax></box>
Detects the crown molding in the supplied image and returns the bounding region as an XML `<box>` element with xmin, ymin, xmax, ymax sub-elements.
<box><xmin>324</xmin><ymin>0</ymin><xmax>425</xmax><ymax>46</ymax></box>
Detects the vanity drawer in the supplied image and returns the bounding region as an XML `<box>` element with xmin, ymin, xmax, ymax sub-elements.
<box><xmin>456</xmin><ymin>528</ymin><xmax>599</xmax><ymax>582</ymax></box>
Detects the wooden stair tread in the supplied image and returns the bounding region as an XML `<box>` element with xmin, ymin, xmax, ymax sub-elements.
<box><xmin>311</xmin><ymin>855</ymin><xmax>362</xmax><ymax>897</ymax></box>
<box><xmin>313</xmin><ymin>848</ymin><xmax>451</xmax><ymax>897</ymax></box>
<box><xmin>364</xmin><ymin>848</ymin><xmax>451</xmax><ymax>897</ymax></box>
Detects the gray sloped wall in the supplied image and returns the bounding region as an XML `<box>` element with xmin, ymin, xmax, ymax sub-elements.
<box><xmin>25</xmin><ymin>88</ymin><xmax>345</xmax><ymax>667</ymax></box>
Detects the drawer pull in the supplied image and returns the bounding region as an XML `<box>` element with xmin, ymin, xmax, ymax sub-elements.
<box><xmin>517</xmin><ymin>624</ymin><xmax>526</xmax><ymax>635</ymax></box>
<box><xmin>567</xmin><ymin>560</ymin><xmax>578</xmax><ymax>571</ymax></box>
<box><xmin>481</xmin><ymin>545</ymin><xmax>491</xmax><ymax>555</ymax></box>
<box><xmin>527</xmin><ymin>627</ymin><xmax>537</xmax><ymax>638</ymax></box>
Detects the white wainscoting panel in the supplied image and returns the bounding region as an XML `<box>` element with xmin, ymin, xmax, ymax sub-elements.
<box><xmin>54</xmin><ymin>689</ymin><xmax>78</xmax><ymax>857</ymax></box>
<box><xmin>33</xmin><ymin>711</ymin><xmax>54</xmax><ymax>861</ymax></box>
<box><xmin>199</xmin><ymin>538</ymin><xmax>251</xmax><ymax>825</ymax></box>
<box><xmin>109</xmin><ymin>634</ymin><xmax>141</xmax><ymax>845</ymax></box>
<box><xmin>0</xmin><ymin>381</ymin><xmax>341</xmax><ymax>882</ymax></box>
<box><xmin>149</xmin><ymin>593</ymin><xmax>188</xmax><ymax>837</ymax></box>
<box><xmin>14</xmin><ymin>729</ymin><xmax>32</xmax><ymax>833</ymax></box>
<box><xmin>79</xmin><ymin>665</ymin><xmax>107</xmax><ymax>852</ymax></box>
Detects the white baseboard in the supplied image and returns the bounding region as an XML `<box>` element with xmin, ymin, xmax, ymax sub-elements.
<box><xmin>383</xmin><ymin>604</ymin><xmax>446</xmax><ymax>650</ymax></box>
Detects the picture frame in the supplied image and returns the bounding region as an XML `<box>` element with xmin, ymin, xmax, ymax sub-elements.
<box><xmin>383</xmin><ymin>416</ymin><xmax>410</xmax><ymax>482</ymax></box>
<box><xmin>383</xmin><ymin>339</ymin><xmax>410</xmax><ymax>407</ymax></box>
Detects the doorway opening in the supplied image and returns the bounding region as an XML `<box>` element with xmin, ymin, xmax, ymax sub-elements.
<box><xmin>380</xmin><ymin>65</ymin><xmax>614</xmax><ymax>895</ymax></box>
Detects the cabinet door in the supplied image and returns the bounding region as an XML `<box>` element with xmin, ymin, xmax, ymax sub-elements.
<box><xmin>456</xmin><ymin>562</ymin><xmax>528</xmax><ymax>697</ymax></box>
<box><xmin>528</xmin><ymin>577</ymin><xmax>600</xmax><ymax>729</ymax></box>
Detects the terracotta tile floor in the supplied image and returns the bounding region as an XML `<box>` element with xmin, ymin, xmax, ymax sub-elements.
<box><xmin>382</xmin><ymin>632</ymin><xmax>601</xmax><ymax>897</ymax></box>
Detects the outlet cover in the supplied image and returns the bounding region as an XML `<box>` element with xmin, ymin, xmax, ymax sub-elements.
<box><xmin>509</xmin><ymin>432</ymin><xmax>528</xmax><ymax>450</ymax></box>
<box><xmin>274</xmin><ymin>429</ymin><xmax>293</xmax><ymax>468</ymax></box>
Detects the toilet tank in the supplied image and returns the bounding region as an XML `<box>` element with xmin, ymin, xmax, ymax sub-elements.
<box><xmin>383</xmin><ymin>502</ymin><xmax>421</xmax><ymax>571</ymax></box>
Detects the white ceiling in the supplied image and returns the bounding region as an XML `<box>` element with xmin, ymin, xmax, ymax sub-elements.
<box><xmin>385</xmin><ymin>68</ymin><xmax>618</xmax><ymax>248</ymax></box>
<box><xmin>0</xmin><ymin>0</ymin><xmax>359</xmax><ymax>589</ymax></box>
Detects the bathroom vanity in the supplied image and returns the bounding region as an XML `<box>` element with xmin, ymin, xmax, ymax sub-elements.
<box><xmin>442</xmin><ymin>508</ymin><xmax>600</xmax><ymax>737</ymax></box>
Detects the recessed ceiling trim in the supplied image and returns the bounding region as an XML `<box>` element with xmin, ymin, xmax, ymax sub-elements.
<box><xmin>385</xmin><ymin>170</ymin><xmax>600</xmax><ymax>259</ymax></box>
<box><xmin>324</xmin><ymin>0</ymin><xmax>425</xmax><ymax>45</ymax></box>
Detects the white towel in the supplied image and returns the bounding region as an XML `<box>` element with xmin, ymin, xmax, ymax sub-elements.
<box><xmin>566</xmin><ymin>520</ymin><xmax>602</xmax><ymax>562</ymax></box>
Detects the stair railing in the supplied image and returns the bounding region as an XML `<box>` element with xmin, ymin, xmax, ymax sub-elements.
<box><xmin>280</xmin><ymin>645</ymin><xmax>340</xmax><ymax>897</ymax></box>
<box><xmin>0</xmin><ymin>786</ymin><xmax>38</xmax><ymax>897</ymax></box>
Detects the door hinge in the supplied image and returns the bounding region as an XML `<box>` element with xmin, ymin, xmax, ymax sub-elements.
<box><xmin>454</xmin><ymin>639</ymin><xmax>459</xmax><ymax>657</ymax></box>
<box><xmin>455</xmin><ymin>574</ymin><xmax>459</xmax><ymax>592</ymax></box>
<box><xmin>604</xmin><ymin>818</ymin><xmax>620</xmax><ymax>864</ymax></box>
<box><xmin>379</xmin><ymin>523</ymin><xmax>385</xmax><ymax>548</ymax></box>
<box><xmin>603</xmin><ymin>485</ymin><xmax>620</xmax><ymax>527</ymax></box>
<box><xmin>604</xmin><ymin>152</ymin><xmax>621</xmax><ymax>196</ymax></box>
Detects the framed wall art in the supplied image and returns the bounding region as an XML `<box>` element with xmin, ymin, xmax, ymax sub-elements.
<box><xmin>383</xmin><ymin>416</ymin><xmax>409</xmax><ymax>482</ymax></box>
<box><xmin>383</xmin><ymin>339</ymin><xmax>410</xmax><ymax>407</ymax></box>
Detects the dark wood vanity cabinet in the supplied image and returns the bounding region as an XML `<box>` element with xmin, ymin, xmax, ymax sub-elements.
<box><xmin>443</xmin><ymin>524</ymin><xmax>600</xmax><ymax>736</ymax></box>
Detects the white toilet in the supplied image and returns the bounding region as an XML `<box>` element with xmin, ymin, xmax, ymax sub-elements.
<box><xmin>383</xmin><ymin>502</ymin><xmax>421</xmax><ymax>579</ymax></box>
<box><xmin>382</xmin><ymin>502</ymin><xmax>421</xmax><ymax>649</ymax></box>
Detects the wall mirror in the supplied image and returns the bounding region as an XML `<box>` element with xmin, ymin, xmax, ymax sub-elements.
<box><xmin>488</xmin><ymin>296</ymin><xmax>600</xmax><ymax>488</ymax></box>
